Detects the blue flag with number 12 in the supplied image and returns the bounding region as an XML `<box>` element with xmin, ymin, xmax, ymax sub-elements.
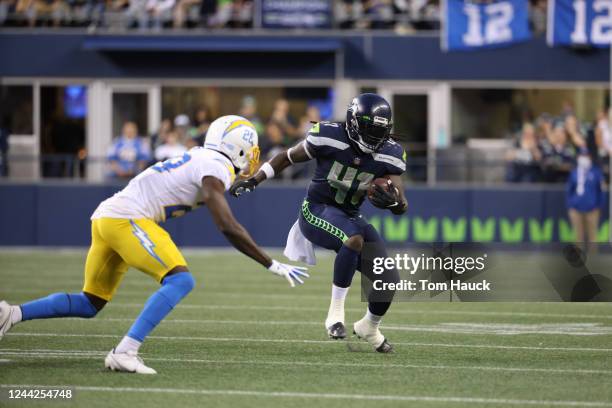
<box><xmin>442</xmin><ymin>0</ymin><xmax>531</xmax><ymax>51</ymax></box>
<box><xmin>548</xmin><ymin>0</ymin><xmax>612</xmax><ymax>47</ymax></box>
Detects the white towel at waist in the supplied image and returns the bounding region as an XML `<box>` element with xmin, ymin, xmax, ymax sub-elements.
<box><xmin>283</xmin><ymin>219</ymin><xmax>316</xmax><ymax>266</ymax></box>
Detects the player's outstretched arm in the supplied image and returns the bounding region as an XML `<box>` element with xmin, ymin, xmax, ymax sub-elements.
<box><xmin>370</xmin><ymin>174</ymin><xmax>408</xmax><ymax>215</ymax></box>
<box><xmin>202</xmin><ymin>176</ymin><xmax>309</xmax><ymax>287</ymax></box>
<box><xmin>229</xmin><ymin>141</ymin><xmax>312</xmax><ymax>197</ymax></box>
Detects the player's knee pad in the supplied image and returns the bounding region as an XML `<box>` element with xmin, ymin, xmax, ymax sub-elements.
<box><xmin>160</xmin><ymin>272</ymin><xmax>195</xmax><ymax>305</ymax></box>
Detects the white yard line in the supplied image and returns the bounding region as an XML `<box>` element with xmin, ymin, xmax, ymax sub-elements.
<box><xmin>7</xmin><ymin>332</ymin><xmax>612</xmax><ymax>352</ymax></box>
<box><xmin>1</xmin><ymin>349</ymin><xmax>611</xmax><ymax>375</ymax></box>
<box><xmin>0</xmin><ymin>384</ymin><xmax>610</xmax><ymax>407</ymax></box>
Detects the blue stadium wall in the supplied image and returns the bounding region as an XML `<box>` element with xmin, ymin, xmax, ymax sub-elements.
<box><xmin>0</xmin><ymin>33</ymin><xmax>608</xmax><ymax>81</ymax></box>
<box><xmin>0</xmin><ymin>184</ymin><xmax>607</xmax><ymax>246</ymax></box>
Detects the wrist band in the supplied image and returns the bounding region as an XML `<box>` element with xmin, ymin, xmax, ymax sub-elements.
<box><xmin>260</xmin><ymin>162</ymin><xmax>275</xmax><ymax>179</ymax></box>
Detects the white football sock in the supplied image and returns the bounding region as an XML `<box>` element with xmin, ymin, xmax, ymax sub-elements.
<box><xmin>115</xmin><ymin>336</ymin><xmax>142</xmax><ymax>354</ymax></box>
<box><xmin>10</xmin><ymin>306</ymin><xmax>22</xmax><ymax>324</ymax></box>
<box><xmin>365</xmin><ymin>309</ymin><xmax>383</xmax><ymax>327</ymax></box>
<box><xmin>325</xmin><ymin>284</ymin><xmax>349</xmax><ymax>328</ymax></box>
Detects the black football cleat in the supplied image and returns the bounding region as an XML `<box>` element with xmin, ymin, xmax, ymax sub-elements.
<box><xmin>327</xmin><ymin>322</ymin><xmax>347</xmax><ymax>339</ymax></box>
<box><xmin>375</xmin><ymin>338</ymin><xmax>394</xmax><ymax>353</ymax></box>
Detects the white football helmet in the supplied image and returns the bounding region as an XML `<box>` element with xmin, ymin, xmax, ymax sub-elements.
<box><xmin>204</xmin><ymin>115</ymin><xmax>260</xmax><ymax>176</ymax></box>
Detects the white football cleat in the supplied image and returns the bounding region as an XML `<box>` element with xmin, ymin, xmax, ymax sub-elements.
<box><xmin>353</xmin><ymin>317</ymin><xmax>393</xmax><ymax>353</ymax></box>
<box><xmin>0</xmin><ymin>301</ymin><xmax>17</xmax><ymax>340</ymax></box>
<box><xmin>104</xmin><ymin>349</ymin><xmax>157</xmax><ymax>374</ymax></box>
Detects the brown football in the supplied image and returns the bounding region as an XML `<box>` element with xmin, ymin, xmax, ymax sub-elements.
<box><xmin>367</xmin><ymin>177</ymin><xmax>392</xmax><ymax>200</ymax></box>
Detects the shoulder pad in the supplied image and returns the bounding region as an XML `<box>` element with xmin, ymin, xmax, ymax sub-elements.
<box><xmin>306</xmin><ymin>122</ymin><xmax>349</xmax><ymax>151</ymax></box>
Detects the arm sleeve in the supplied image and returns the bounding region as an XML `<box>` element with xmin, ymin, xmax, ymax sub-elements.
<box><xmin>190</xmin><ymin>157</ymin><xmax>233</xmax><ymax>191</ymax></box>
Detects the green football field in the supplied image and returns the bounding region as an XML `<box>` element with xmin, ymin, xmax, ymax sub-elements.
<box><xmin>1</xmin><ymin>250</ymin><xmax>612</xmax><ymax>408</ymax></box>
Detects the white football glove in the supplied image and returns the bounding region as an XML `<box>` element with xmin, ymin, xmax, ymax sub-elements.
<box><xmin>268</xmin><ymin>260</ymin><xmax>309</xmax><ymax>287</ymax></box>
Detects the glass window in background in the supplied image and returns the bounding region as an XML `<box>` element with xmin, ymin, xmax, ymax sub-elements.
<box><xmin>0</xmin><ymin>86</ymin><xmax>33</xmax><ymax>135</ymax></box>
<box><xmin>40</xmin><ymin>85</ymin><xmax>87</xmax><ymax>179</ymax></box>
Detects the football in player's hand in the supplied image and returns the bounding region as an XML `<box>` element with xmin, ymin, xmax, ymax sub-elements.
<box><xmin>367</xmin><ymin>177</ymin><xmax>393</xmax><ymax>200</ymax></box>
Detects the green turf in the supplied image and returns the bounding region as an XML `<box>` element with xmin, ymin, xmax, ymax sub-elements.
<box><xmin>1</xmin><ymin>250</ymin><xmax>612</xmax><ymax>408</ymax></box>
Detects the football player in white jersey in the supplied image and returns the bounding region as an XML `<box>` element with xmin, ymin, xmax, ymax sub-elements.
<box><xmin>0</xmin><ymin>115</ymin><xmax>308</xmax><ymax>374</ymax></box>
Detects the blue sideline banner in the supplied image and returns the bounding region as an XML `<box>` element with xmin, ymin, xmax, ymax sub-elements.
<box><xmin>442</xmin><ymin>0</ymin><xmax>531</xmax><ymax>51</ymax></box>
<box><xmin>261</xmin><ymin>0</ymin><xmax>332</xmax><ymax>29</ymax></box>
<box><xmin>548</xmin><ymin>0</ymin><xmax>612</xmax><ymax>47</ymax></box>
<box><xmin>0</xmin><ymin>184</ymin><xmax>608</xmax><ymax>246</ymax></box>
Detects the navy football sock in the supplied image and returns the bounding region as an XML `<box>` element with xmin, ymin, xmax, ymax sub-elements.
<box><xmin>21</xmin><ymin>292</ymin><xmax>98</xmax><ymax>320</ymax></box>
<box><xmin>126</xmin><ymin>272</ymin><xmax>195</xmax><ymax>342</ymax></box>
<box><xmin>333</xmin><ymin>245</ymin><xmax>360</xmax><ymax>288</ymax></box>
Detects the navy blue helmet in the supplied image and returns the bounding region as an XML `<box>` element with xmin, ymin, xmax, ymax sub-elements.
<box><xmin>346</xmin><ymin>93</ymin><xmax>392</xmax><ymax>153</ymax></box>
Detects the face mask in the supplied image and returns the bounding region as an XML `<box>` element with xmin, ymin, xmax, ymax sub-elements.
<box><xmin>577</xmin><ymin>156</ymin><xmax>591</xmax><ymax>169</ymax></box>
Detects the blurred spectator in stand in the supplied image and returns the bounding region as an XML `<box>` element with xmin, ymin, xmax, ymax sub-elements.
<box><xmin>68</xmin><ymin>0</ymin><xmax>105</xmax><ymax>29</ymax></box>
<box><xmin>0</xmin><ymin>0</ymin><xmax>16</xmax><ymax>25</ymax></box>
<box><xmin>299</xmin><ymin>105</ymin><xmax>321</xmax><ymax>137</ymax></box>
<box><xmin>541</xmin><ymin>121</ymin><xmax>576</xmax><ymax>182</ymax></box>
<box><xmin>0</xmin><ymin>115</ymin><xmax>9</xmax><ymax>177</ymax></box>
<box><xmin>336</xmin><ymin>0</ymin><xmax>359</xmax><ymax>29</ymax></box>
<box><xmin>566</xmin><ymin>147</ymin><xmax>604</xmax><ymax>253</ymax></box>
<box><xmin>17</xmin><ymin>0</ymin><xmax>69</xmax><ymax>26</ymax></box>
<box><xmin>564</xmin><ymin>114</ymin><xmax>586</xmax><ymax>148</ymax></box>
<box><xmin>269</xmin><ymin>98</ymin><xmax>298</xmax><ymax>143</ymax></box>
<box><xmin>535</xmin><ymin>112</ymin><xmax>553</xmax><ymax>143</ymax></box>
<box><xmin>529</xmin><ymin>0</ymin><xmax>547</xmax><ymax>35</ymax></box>
<box><xmin>124</xmin><ymin>0</ymin><xmax>174</xmax><ymax>29</ymax></box>
<box><xmin>174</xmin><ymin>113</ymin><xmax>191</xmax><ymax>145</ymax></box>
<box><xmin>291</xmin><ymin>105</ymin><xmax>320</xmax><ymax>180</ymax></box>
<box><xmin>207</xmin><ymin>0</ymin><xmax>231</xmax><ymax>27</ymax></box>
<box><xmin>197</xmin><ymin>0</ymin><xmax>216</xmax><ymax>26</ymax></box>
<box><xmin>408</xmin><ymin>0</ymin><xmax>440</xmax><ymax>30</ymax></box>
<box><xmin>173</xmin><ymin>0</ymin><xmax>201</xmax><ymax>27</ymax></box>
<box><xmin>505</xmin><ymin>123</ymin><xmax>542</xmax><ymax>182</ymax></box>
<box><xmin>361</xmin><ymin>0</ymin><xmax>394</xmax><ymax>29</ymax></box>
<box><xmin>230</xmin><ymin>0</ymin><xmax>251</xmax><ymax>27</ymax></box>
<box><xmin>154</xmin><ymin>129</ymin><xmax>187</xmax><ymax>161</ymax></box>
<box><xmin>150</xmin><ymin>118</ymin><xmax>173</xmax><ymax>151</ymax></box>
<box><xmin>239</xmin><ymin>95</ymin><xmax>264</xmax><ymax>136</ymax></box>
<box><xmin>261</xmin><ymin>121</ymin><xmax>285</xmax><ymax>162</ymax></box>
<box><xmin>595</xmin><ymin>107</ymin><xmax>612</xmax><ymax>159</ymax></box>
<box><xmin>560</xmin><ymin>100</ymin><xmax>575</xmax><ymax>118</ymax></box>
<box><xmin>107</xmin><ymin>121</ymin><xmax>151</xmax><ymax>179</ymax></box>
<box><xmin>186</xmin><ymin>106</ymin><xmax>211</xmax><ymax>148</ymax></box>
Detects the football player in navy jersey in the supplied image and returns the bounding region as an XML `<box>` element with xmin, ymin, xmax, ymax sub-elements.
<box><xmin>230</xmin><ymin>94</ymin><xmax>407</xmax><ymax>352</ymax></box>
